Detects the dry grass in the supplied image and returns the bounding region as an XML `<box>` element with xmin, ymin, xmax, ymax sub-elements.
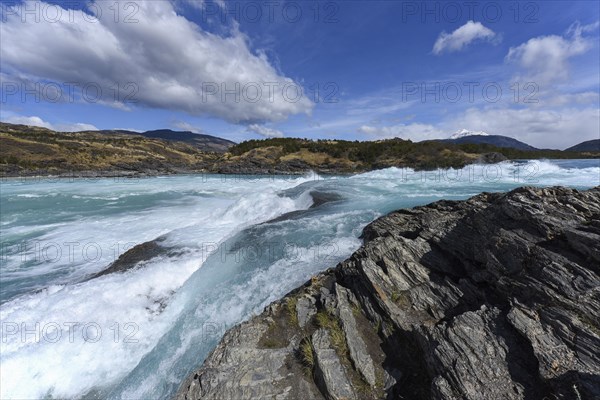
<box><xmin>315</xmin><ymin>311</ymin><xmax>348</xmax><ymax>358</ymax></box>
<box><xmin>299</xmin><ymin>336</ymin><xmax>315</xmax><ymax>376</ymax></box>
<box><xmin>285</xmin><ymin>297</ymin><xmax>299</xmax><ymax>326</ymax></box>
<box><xmin>391</xmin><ymin>290</ymin><xmax>411</xmax><ymax>308</ymax></box>
<box><xmin>0</xmin><ymin>126</ymin><xmax>214</xmax><ymax>172</ymax></box>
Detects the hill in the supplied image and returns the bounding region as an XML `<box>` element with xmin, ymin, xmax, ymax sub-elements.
<box><xmin>103</xmin><ymin>129</ymin><xmax>235</xmax><ymax>153</ymax></box>
<box><xmin>0</xmin><ymin>123</ymin><xmax>220</xmax><ymax>176</ymax></box>
<box><xmin>439</xmin><ymin>134</ymin><xmax>538</xmax><ymax>151</ymax></box>
<box><xmin>223</xmin><ymin>137</ymin><xmax>596</xmax><ymax>174</ymax></box>
<box><xmin>1</xmin><ymin>123</ymin><xmax>598</xmax><ymax>177</ymax></box>
<box><xmin>565</xmin><ymin>139</ymin><xmax>600</xmax><ymax>152</ymax></box>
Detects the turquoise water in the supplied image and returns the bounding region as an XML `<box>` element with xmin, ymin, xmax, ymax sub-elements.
<box><xmin>0</xmin><ymin>160</ymin><xmax>598</xmax><ymax>399</ymax></box>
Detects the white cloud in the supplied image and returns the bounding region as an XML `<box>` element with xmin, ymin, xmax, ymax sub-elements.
<box><xmin>568</xmin><ymin>20</ymin><xmax>600</xmax><ymax>35</ymax></box>
<box><xmin>2</xmin><ymin>115</ymin><xmax>98</xmax><ymax>132</ymax></box>
<box><xmin>433</xmin><ymin>21</ymin><xmax>498</xmax><ymax>55</ymax></box>
<box><xmin>541</xmin><ymin>91</ymin><xmax>600</xmax><ymax>107</ymax></box>
<box><xmin>2</xmin><ymin>116</ymin><xmax>53</xmax><ymax>130</ymax></box>
<box><xmin>176</xmin><ymin>0</ymin><xmax>226</xmax><ymax>11</ymax></box>
<box><xmin>113</xmin><ymin>128</ymin><xmax>143</xmax><ymax>133</ymax></box>
<box><xmin>58</xmin><ymin>122</ymin><xmax>100</xmax><ymax>132</ymax></box>
<box><xmin>0</xmin><ymin>1</ymin><xmax>313</xmax><ymax>124</ymax></box>
<box><xmin>358</xmin><ymin>123</ymin><xmax>444</xmax><ymax>141</ymax></box>
<box><xmin>247</xmin><ymin>124</ymin><xmax>284</xmax><ymax>138</ymax></box>
<box><xmin>356</xmin><ymin>104</ymin><xmax>599</xmax><ymax>150</ymax></box>
<box><xmin>346</xmin><ymin>98</ymin><xmax>414</xmax><ymax>116</ymax></box>
<box><xmin>445</xmin><ymin>107</ymin><xmax>600</xmax><ymax>149</ymax></box>
<box><xmin>506</xmin><ymin>21</ymin><xmax>598</xmax><ymax>84</ymax></box>
<box><xmin>172</xmin><ymin>121</ymin><xmax>204</xmax><ymax>134</ymax></box>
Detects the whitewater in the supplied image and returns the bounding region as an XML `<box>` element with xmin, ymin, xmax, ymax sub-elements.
<box><xmin>0</xmin><ymin>159</ymin><xmax>598</xmax><ymax>399</ymax></box>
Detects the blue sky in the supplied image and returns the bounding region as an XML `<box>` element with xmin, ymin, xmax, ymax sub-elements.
<box><xmin>1</xmin><ymin>0</ymin><xmax>599</xmax><ymax>148</ymax></box>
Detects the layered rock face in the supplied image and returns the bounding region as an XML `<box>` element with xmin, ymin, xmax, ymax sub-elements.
<box><xmin>175</xmin><ymin>186</ymin><xmax>600</xmax><ymax>400</ymax></box>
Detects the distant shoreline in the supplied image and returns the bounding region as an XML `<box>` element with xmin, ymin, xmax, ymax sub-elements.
<box><xmin>2</xmin><ymin>158</ymin><xmax>598</xmax><ymax>182</ymax></box>
<box><xmin>3</xmin><ymin>123</ymin><xmax>599</xmax><ymax>181</ymax></box>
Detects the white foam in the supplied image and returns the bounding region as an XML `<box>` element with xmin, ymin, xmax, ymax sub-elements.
<box><xmin>0</xmin><ymin>175</ymin><xmax>314</xmax><ymax>399</ymax></box>
<box><xmin>1</xmin><ymin>161</ymin><xmax>598</xmax><ymax>399</ymax></box>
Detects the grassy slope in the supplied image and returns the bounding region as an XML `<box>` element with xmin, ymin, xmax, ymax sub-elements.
<box><xmin>0</xmin><ymin>123</ymin><xmax>219</xmax><ymax>175</ymax></box>
<box><xmin>226</xmin><ymin>138</ymin><xmax>599</xmax><ymax>172</ymax></box>
<box><xmin>1</xmin><ymin>124</ymin><xmax>598</xmax><ymax>176</ymax></box>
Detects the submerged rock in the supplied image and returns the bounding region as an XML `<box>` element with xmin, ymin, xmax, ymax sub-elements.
<box><xmin>175</xmin><ymin>186</ymin><xmax>600</xmax><ymax>400</ymax></box>
<box><xmin>88</xmin><ymin>239</ymin><xmax>166</xmax><ymax>279</ymax></box>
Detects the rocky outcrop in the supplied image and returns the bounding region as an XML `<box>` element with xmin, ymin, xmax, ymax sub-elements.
<box><xmin>175</xmin><ymin>186</ymin><xmax>600</xmax><ymax>400</ymax></box>
<box><xmin>476</xmin><ymin>151</ymin><xmax>508</xmax><ymax>163</ymax></box>
<box><xmin>89</xmin><ymin>239</ymin><xmax>167</xmax><ymax>279</ymax></box>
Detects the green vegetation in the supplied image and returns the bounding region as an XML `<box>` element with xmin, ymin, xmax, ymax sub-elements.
<box><xmin>231</xmin><ymin>137</ymin><xmax>433</xmax><ymax>165</ymax></box>
<box><xmin>260</xmin><ymin>337</ymin><xmax>280</xmax><ymax>349</ymax></box>
<box><xmin>0</xmin><ymin>122</ymin><xmax>219</xmax><ymax>175</ymax></box>
<box><xmin>352</xmin><ymin>374</ymin><xmax>374</xmax><ymax>397</ymax></box>
<box><xmin>2</xmin><ymin>122</ymin><xmax>597</xmax><ymax>176</ymax></box>
<box><xmin>391</xmin><ymin>290</ymin><xmax>412</xmax><ymax>308</ymax></box>
<box><xmin>373</xmin><ymin>319</ymin><xmax>381</xmax><ymax>334</ymax></box>
<box><xmin>313</xmin><ymin>308</ymin><xmax>385</xmax><ymax>398</ymax></box>
<box><xmin>382</xmin><ymin>318</ymin><xmax>396</xmax><ymax>337</ymax></box>
<box><xmin>285</xmin><ymin>297</ymin><xmax>299</xmax><ymax>327</ymax></box>
<box><xmin>299</xmin><ymin>336</ymin><xmax>315</xmax><ymax>376</ymax></box>
<box><xmin>455</xmin><ymin>142</ymin><xmax>593</xmax><ymax>160</ymax></box>
<box><xmin>258</xmin><ymin>321</ymin><xmax>284</xmax><ymax>348</ymax></box>
<box><xmin>315</xmin><ymin>311</ymin><xmax>349</xmax><ymax>358</ymax></box>
<box><xmin>227</xmin><ymin>137</ymin><xmax>599</xmax><ymax>173</ymax></box>
<box><xmin>231</xmin><ymin>137</ymin><xmax>597</xmax><ymax>165</ymax></box>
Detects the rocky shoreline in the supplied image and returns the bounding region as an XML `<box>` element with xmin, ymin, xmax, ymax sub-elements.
<box><xmin>3</xmin><ymin>122</ymin><xmax>598</xmax><ymax>179</ymax></box>
<box><xmin>175</xmin><ymin>186</ymin><xmax>600</xmax><ymax>400</ymax></box>
<box><xmin>0</xmin><ymin>152</ymin><xmax>509</xmax><ymax>179</ymax></box>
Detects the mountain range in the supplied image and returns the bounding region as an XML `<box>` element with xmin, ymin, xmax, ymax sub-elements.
<box><xmin>449</xmin><ymin>129</ymin><xmax>490</xmax><ymax>139</ymax></box>
<box><xmin>116</xmin><ymin>129</ymin><xmax>235</xmax><ymax>152</ymax></box>
<box><xmin>1</xmin><ymin>123</ymin><xmax>598</xmax><ymax>177</ymax></box>
<box><xmin>85</xmin><ymin>128</ymin><xmax>236</xmax><ymax>153</ymax></box>
<box><xmin>565</xmin><ymin>139</ymin><xmax>600</xmax><ymax>152</ymax></box>
<box><xmin>440</xmin><ymin>130</ymin><xmax>539</xmax><ymax>151</ymax></box>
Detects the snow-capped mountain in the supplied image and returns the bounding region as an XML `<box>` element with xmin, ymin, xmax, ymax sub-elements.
<box><xmin>450</xmin><ymin>129</ymin><xmax>490</xmax><ymax>139</ymax></box>
<box><xmin>440</xmin><ymin>130</ymin><xmax>538</xmax><ymax>151</ymax></box>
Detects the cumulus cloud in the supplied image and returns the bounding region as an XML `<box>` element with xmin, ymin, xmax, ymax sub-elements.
<box><xmin>0</xmin><ymin>1</ymin><xmax>313</xmax><ymax>123</ymax></box>
<box><xmin>2</xmin><ymin>115</ymin><xmax>98</xmax><ymax>132</ymax></box>
<box><xmin>433</xmin><ymin>21</ymin><xmax>498</xmax><ymax>54</ymax></box>
<box><xmin>247</xmin><ymin>124</ymin><xmax>284</xmax><ymax>138</ymax></box>
<box><xmin>356</xmin><ymin>103</ymin><xmax>599</xmax><ymax>150</ymax></box>
<box><xmin>506</xmin><ymin>21</ymin><xmax>598</xmax><ymax>84</ymax></box>
<box><xmin>2</xmin><ymin>115</ymin><xmax>53</xmax><ymax>130</ymax></box>
<box><xmin>358</xmin><ymin>123</ymin><xmax>444</xmax><ymax>141</ymax></box>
